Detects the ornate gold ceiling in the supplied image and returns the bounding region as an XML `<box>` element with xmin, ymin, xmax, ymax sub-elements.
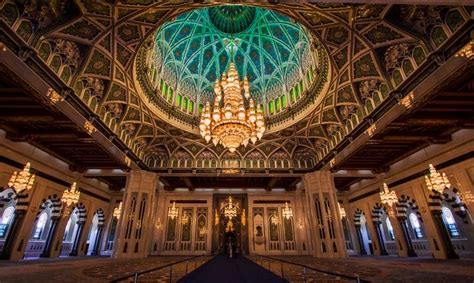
<box><xmin>0</xmin><ymin>1</ymin><xmax>472</xmax><ymax>173</ymax></box>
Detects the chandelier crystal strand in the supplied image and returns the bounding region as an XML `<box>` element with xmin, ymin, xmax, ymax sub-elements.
<box><xmin>199</xmin><ymin>62</ymin><xmax>265</xmax><ymax>152</ymax></box>
<box><xmin>62</xmin><ymin>182</ymin><xmax>80</xmax><ymax>207</ymax></box>
<box><xmin>8</xmin><ymin>162</ymin><xmax>36</xmax><ymax>193</ymax></box>
<box><xmin>425</xmin><ymin>164</ymin><xmax>451</xmax><ymax>194</ymax></box>
<box><xmin>168</xmin><ymin>201</ymin><xmax>178</xmax><ymax>219</ymax></box>
<box><xmin>282</xmin><ymin>202</ymin><xmax>293</xmax><ymax>219</ymax></box>
<box><xmin>379</xmin><ymin>183</ymin><xmax>398</xmax><ymax>207</ymax></box>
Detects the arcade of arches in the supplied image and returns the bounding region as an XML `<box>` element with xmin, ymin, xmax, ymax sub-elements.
<box><xmin>0</xmin><ymin>1</ymin><xmax>473</xmax><ymax>282</ymax></box>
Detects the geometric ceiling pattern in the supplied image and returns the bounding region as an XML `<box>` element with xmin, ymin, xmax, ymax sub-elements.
<box><xmin>152</xmin><ymin>6</ymin><xmax>318</xmax><ymax>105</ymax></box>
<box><xmin>1</xmin><ymin>1</ymin><xmax>471</xmax><ymax>173</ymax></box>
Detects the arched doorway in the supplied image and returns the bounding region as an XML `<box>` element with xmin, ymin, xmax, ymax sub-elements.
<box><xmin>24</xmin><ymin>195</ymin><xmax>61</xmax><ymax>259</ymax></box>
<box><xmin>359</xmin><ymin>214</ymin><xmax>372</xmax><ymax>255</ymax></box>
<box><xmin>0</xmin><ymin>204</ymin><xmax>15</xmax><ymax>250</ymax></box>
<box><xmin>86</xmin><ymin>209</ymin><xmax>105</xmax><ymax>256</ymax></box>
<box><xmin>60</xmin><ymin>203</ymin><xmax>86</xmax><ymax>257</ymax></box>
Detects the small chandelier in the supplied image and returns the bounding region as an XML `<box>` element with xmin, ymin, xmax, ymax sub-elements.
<box><xmin>113</xmin><ymin>202</ymin><xmax>122</xmax><ymax>219</ymax></box>
<box><xmin>282</xmin><ymin>202</ymin><xmax>293</xmax><ymax>220</ymax></box>
<box><xmin>199</xmin><ymin>62</ymin><xmax>265</xmax><ymax>153</ymax></box>
<box><xmin>223</xmin><ymin>196</ymin><xmax>238</xmax><ymax>219</ymax></box>
<box><xmin>338</xmin><ymin>202</ymin><xmax>346</xmax><ymax>219</ymax></box>
<box><xmin>168</xmin><ymin>201</ymin><xmax>179</xmax><ymax>220</ymax></box>
<box><xmin>380</xmin><ymin>183</ymin><xmax>398</xmax><ymax>207</ymax></box>
<box><xmin>8</xmin><ymin>162</ymin><xmax>35</xmax><ymax>194</ymax></box>
<box><xmin>61</xmin><ymin>182</ymin><xmax>80</xmax><ymax>207</ymax></box>
<box><xmin>425</xmin><ymin>164</ymin><xmax>451</xmax><ymax>194</ymax></box>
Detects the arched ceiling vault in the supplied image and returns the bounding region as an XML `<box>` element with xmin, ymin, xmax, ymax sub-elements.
<box><xmin>1</xmin><ymin>0</ymin><xmax>472</xmax><ymax>172</ymax></box>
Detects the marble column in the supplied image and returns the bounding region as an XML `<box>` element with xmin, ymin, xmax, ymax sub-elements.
<box><xmin>40</xmin><ymin>218</ymin><xmax>59</xmax><ymax>258</ymax></box>
<box><xmin>398</xmin><ymin>218</ymin><xmax>417</xmax><ymax>257</ymax></box>
<box><xmin>385</xmin><ymin>206</ymin><xmax>410</xmax><ymax>257</ymax></box>
<box><xmin>373</xmin><ymin>221</ymin><xmax>388</xmax><ymax>255</ymax></box>
<box><xmin>69</xmin><ymin>223</ymin><xmax>84</xmax><ymax>256</ymax></box>
<box><xmin>303</xmin><ymin>171</ymin><xmax>347</xmax><ymax>258</ymax></box>
<box><xmin>355</xmin><ymin>225</ymin><xmax>367</xmax><ymax>255</ymax></box>
<box><xmin>112</xmin><ymin>170</ymin><xmax>159</xmax><ymax>259</ymax></box>
<box><xmin>91</xmin><ymin>225</ymin><xmax>104</xmax><ymax>256</ymax></box>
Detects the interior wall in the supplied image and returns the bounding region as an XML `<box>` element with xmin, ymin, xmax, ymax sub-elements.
<box><xmin>342</xmin><ymin>129</ymin><xmax>474</xmax><ymax>258</ymax></box>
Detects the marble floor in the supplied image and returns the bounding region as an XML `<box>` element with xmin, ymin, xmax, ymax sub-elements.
<box><xmin>249</xmin><ymin>255</ymin><xmax>474</xmax><ymax>283</ymax></box>
<box><xmin>0</xmin><ymin>255</ymin><xmax>473</xmax><ymax>282</ymax></box>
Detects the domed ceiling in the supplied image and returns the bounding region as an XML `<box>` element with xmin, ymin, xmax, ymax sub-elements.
<box><xmin>3</xmin><ymin>0</ymin><xmax>471</xmax><ymax>172</ymax></box>
<box><xmin>151</xmin><ymin>6</ymin><xmax>318</xmax><ymax>105</ymax></box>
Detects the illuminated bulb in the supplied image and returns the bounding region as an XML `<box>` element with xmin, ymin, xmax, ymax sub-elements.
<box><xmin>213</xmin><ymin>138</ymin><xmax>218</xmax><ymax>146</ymax></box>
<box><xmin>257</xmin><ymin>132</ymin><xmax>263</xmax><ymax>139</ymax></box>
<box><xmin>225</xmin><ymin>105</ymin><xmax>232</xmax><ymax>119</ymax></box>
<box><xmin>205</xmin><ymin>134</ymin><xmax>211</xmax><ymax>143</ymax></box>
<box><xmin>256</xmin><ymin>119</ymin><xmax>264</xmax><ymax>127</ymax></box>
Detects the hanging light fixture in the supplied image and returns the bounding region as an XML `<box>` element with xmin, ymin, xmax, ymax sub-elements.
<box><xmin>223</xmin><ymin>195</ymin><xmax>238</xmax><ymax>219</ymax></box>
<box><xmin>282</xmin><ymin>202</ymin><xmax>293</xmax><ymax>219</ymax></box>
<box><xmin>338</xmin><ymin>202</ymin><xmax>346</xmax><ymax>219</ymax></box>
<box><xmin>113</xmin><ymin>202</ymin><xmax>122</xmax><ymax>219</ymax></box>
<box><xmin>199</xmin><ymin>62</ymin><xmax>265</xmax><ymax>153</ymax></box>
<box><xmin>8</xmin><ymin>162</ymin><xmax>35</xmax><ymax>194</ymax></box>
<box><xmin>168</xmin><ymin>201</ymin><xmax>179</xmax><ymax>219</ymax></box>
<box><xmin>425</xmin><ymin>164</ymin><xmax>451</xmax><ymax>194</ymax></box>
<box><xmin>379</xmin><ymin>183</ymin><xmax>398</xmax><ymax>207</ymax></box>
<box><xmin>61</xmin><ymin>182</ymin><xmax>80</xmax><ymax>207</ymax></box>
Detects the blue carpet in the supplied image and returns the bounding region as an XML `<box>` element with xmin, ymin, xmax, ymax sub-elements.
<box><xmin>178</xmin><ymin>255</ymin><xmax>287</xmax><ymax>283</ymax></box>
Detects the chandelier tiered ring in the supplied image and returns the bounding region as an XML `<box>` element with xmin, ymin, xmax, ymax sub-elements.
<box><xmin>199</xmin><ymin>62</ymin><xmax>265</xmax><ymax>152</ymax></box>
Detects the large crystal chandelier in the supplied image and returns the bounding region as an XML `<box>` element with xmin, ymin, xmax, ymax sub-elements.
<box><xmin>379</xmin><ymin>183</ymin><xmax>398</xmax><ymax>207</ymax></box>
<box><xmin>282</xmin><ymin>202</ymin><xmax>293</xmax><ymax>219</ymax></box>
<box><xmin>8</xmin><ymin>162</ymin><xmax>35</xmax><ymax>194</ymax></box>
<box><xmin>61</xmin><ymin>182</ymin><xmax>80</xmax><ymax>207</ymax></box>
<box><xmin>425</xmin><ymin>164</ymin><xmax>451</xmax><ymax>194</ymax></box>
<box><xmin>199</xmin><ymin>62</ymin><xmax>265</xmax><ymax>153</ymax></box>
<box><xmin>223</xmin><ymin>196</ymin><xmax>238</xmax><ymax>219</ymax></box>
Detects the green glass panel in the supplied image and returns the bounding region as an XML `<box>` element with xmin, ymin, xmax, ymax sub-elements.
<box><xmin>152</xmin><ymin>6</ymin><xmax>317</xmax><ymax>107</ymax></box>
<box><xmin>269</xmin><ymin>101</ymin><xmax>274</xmax><ymax>114</ymax></box>
<box><xmin>275</xmin><ymin>99</ymin><xmax>280</xmax><ymax>112</ymax></box>
<box><xmin>295</xmin><ymin>85</ymin><xmax>300</xmax><ymax>99</ymax></box>
<box><xmin>299</xmin><ymin>81</ymin><xmax>304</xmax><ymax>93</ymax></box>
<box><xmin>159</xmin><ymin>79</ymin><xmax>164</xmax><ymax>94</ymax></box>
<box><xmin>152</xmin><ymin>68</ymin><xmax>157</xmax><ymax>82</ymax></box>
<box><xmin>176</xmin><ymin>94</ymin><xmax>182</xmax><ymax>107</ymax></box>
<box><xmin>168</xmin><ymin>87</ymin><xmax>173</xmax><ymax>102</ymax></box>
<box><xmin>183</xmin><ymin>97</ymin><xmax>188</xmax><ymax>111</ymax></box>
<box><xmin>163</xmin><ymin>83</ymin><xmax>168</xmax><ymax>97</ymax></box>
<box><xmin>281</xmin><ymin>95</ymin><xmax>287</xmax><ymax>108</ymax></box>
<box><xmin>199</xmin><ymin>104</ymin><xmax>204</xmax><ymax>113</ymax></box>
<box><xmin>290</xmin><ymin>88</ymin><xmax>295</xmax><ymax>103</ymax></box>
<box><xmin>189</xmin><ymin>100</ymin><xmax>194</xmax><ymax>113</ymax></box>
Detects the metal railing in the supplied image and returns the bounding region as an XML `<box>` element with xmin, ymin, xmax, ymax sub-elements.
<box><xmin>249</xmin><ymin>255</ymin><xmax>368</xmax><ymax>283</ymax></box>
<box><xmin>111</xmin><ymin>254</ymin><xmax>211</xmax><ymax>283</ymax></box>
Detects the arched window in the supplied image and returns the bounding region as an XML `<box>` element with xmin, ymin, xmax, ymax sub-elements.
<box><xmin>33</xmin><ymin>212</ymin><xmax>48</xmax><ymax>239</ymax></box>
<box><xmin>442</xmin><ymin>206</ymin><xmax>460</xmax><ymax>238</ymax></box>
<box><xmin>0</xmin><ymin>206</ymin><xmax>15</xmax><ymax>239</ymax></box>
<box><xmin>385</xmin><ymin>218</ymin><xmax>395</xmax><ymax>240</ymax></box>
<box><xmin>0</xmin><ymin>206</ymin><xmax>15</xmax><ymax>225</ymax></box>
<box><xmin>409</xmin><ymin>213</ymin><xmax>423</xmax><ymax>239</ymax></box>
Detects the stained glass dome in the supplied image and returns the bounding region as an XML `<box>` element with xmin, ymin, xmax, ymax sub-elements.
<box><xmin>152</xmin><ymin>6</ymin><xmax>322</xmax><ymax>107</ymax></box>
